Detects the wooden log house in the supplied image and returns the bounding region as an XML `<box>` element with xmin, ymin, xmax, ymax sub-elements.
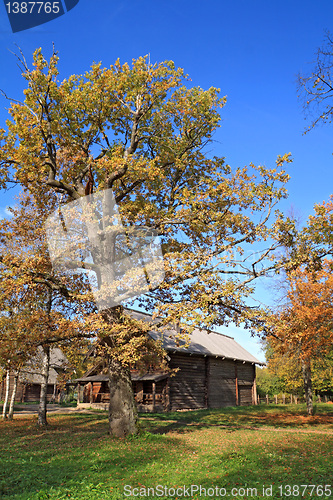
<box><xmin>75</xmin><ymin>310</ymin><xmax>263</xmax><ymax>412</ymax></box>
<box><xmin>0</xmin><ymin>347</ymin><xmax>68</xmax><ymax>403</ymax></box>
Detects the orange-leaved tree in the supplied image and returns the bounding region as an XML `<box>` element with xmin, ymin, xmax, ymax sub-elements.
<box><xmin>268</xmin><ymin>260</ymin><xmax>333</xmax><ymax>415</ymax></box>
<box><xmin>0</xmin><ymin>193</ymin><xmax>96</xmax><ymax>425</ymax></box>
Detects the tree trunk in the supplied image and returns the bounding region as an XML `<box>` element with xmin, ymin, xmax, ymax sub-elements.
<box><xmin>107</xmin><ymin>356</ymin><xmax>138</xmax><ymax>437</ymax></box>
<box><xmin>101</xmin><ymin>306</ymin><xmax>138</xmax><ymax>437</ymax></box>
<box><xmin>68</xmin><ymin>194</ymin><xmax>140</xmax><ymax>436</ymax></box>
<box><xmin>8</xmin><ymin>372</ymin><xmax>19</xmax><ymax>420</ymax></box>
<box><xmin>2</xmin><ymin>370</ymin><xmax>10</xmax><ymax>420</ymax></box>
<box><xmin>38</xmin><ymin>345</ymin><xmax>50</xmax><ymax>426</ymax></box>
<box><xmin>301</xmin><ymin>358</ymin><xmax>313</xmax><ymax>416</ymax></box>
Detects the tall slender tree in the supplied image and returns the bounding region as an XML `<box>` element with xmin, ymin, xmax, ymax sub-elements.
<box><xmin>267</xmin><ymin>261</ymin><xmax>333</xmax><ymax>415</ymax></box>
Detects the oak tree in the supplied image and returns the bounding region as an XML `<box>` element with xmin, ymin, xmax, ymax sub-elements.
<box><xmin>0</xmin><ymin>48</ymin><xmax>291</xmax><ymax>435</ymax></box>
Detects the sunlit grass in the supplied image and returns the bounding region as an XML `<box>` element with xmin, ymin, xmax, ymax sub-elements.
<box><xmin>0</xmin><ymin>404</ymin><xmax>332</xmax><ymax>499</ymax></box>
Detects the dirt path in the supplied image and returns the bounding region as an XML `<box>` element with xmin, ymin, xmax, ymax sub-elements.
<box><xmin>1</xmin><ymin>404</ymin><xmax>103</xmax><ymax>417</ymax></box>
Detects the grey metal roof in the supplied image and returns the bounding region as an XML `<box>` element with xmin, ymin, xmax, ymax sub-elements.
<box><xmin>74</xmin><ymin>374</ymin><xmax>109</xmax><ymax>383</ymax></box>
<box><xmin>74</xmin><ymin>372</ymin><xmax>168</xmax><ymax>383</ymax></box>
<box><xmin>19</xmin><ymin>347</ymin><xmax>68</xmax><ymax>385</ymax></box>
<box><xmin>131</xmin><ymin>373</ymin><xmax>168</xmax><ymax>382</ymax></box>
<box><xmin>127</xmin><ymin>309</ymin><xmax>263</xmax><ymax>365</ymax></box>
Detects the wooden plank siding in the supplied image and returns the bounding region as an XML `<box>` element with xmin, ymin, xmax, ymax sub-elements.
<box><xmin>237</xmin><ymin>362</ymin><xmax>255</xmax><ymax>382</ymax></box>
<box><xmin>24</xmin><ymin>384</ymin><xmax>54</xmax><ymax>402</ymax></box>
<box><xmin>0</xmin><ymin>375</ymin><xmax>55</xmax><ymax>403</ymax></box>
<box><xmin>0</xmin><ymin>374</ymin><xmax>24</xmax><ymax>402</ymax></box>
<box><xmin>208</xmin><ymin>358</ymin><xmax>237</xmax><ymax>408</ymax></box>
<box><xmin>75</xmin><ymin>353</ymin><xmax>257</xmax><ymax>412</ymax></box>
<box><xmin>168</xmin><ymin>354</ymin><xmax>206</xmax><ymax>410</ymax></box>
<box><xmin>238</xmin><ymin>385</ymin><xmax>253</xmax><ymax>405</ymax></box>
<box><xmin>165</xmin><ymin>354</ymin><xmax>256</xmax><ymax>410</ymax></box>
<box><xmin>237</xmin><ymin>362</ymin><xmax>256</xmax><ymax>406</ymax></box>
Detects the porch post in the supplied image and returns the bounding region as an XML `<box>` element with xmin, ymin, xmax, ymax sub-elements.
<box><xmin>235</xmin><ymin>362</ymin><xmax>239</xmax><ymax>406</ymax></box>
<box><xmin>152</xmin><ymin>382</ymin><xmax>156</xmax><ymax>411</ymax></box>
<box><xmin>165</xmin><ymin>379</ymin><xmax>170</xmax><ymax>411</ymax></box>
<box><xmin>204</xmin><ymin>357</ymin><xmax>209</xmax><ymax>409</ymax></box>
<box><xmin>89</xmin><ymin>382</ymin><xmax>93</xmax><ymax>404</ymax></box>
<box><xmin>252</xmin><ymin>370</ymin><xmax>257</xmax><ymax>405</ymax></box>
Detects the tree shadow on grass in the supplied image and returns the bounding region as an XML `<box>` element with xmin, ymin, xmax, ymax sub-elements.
<box><xmin>139</xmin><ymin>404</ymin><xmax>333</xmax><ymax>435</ymax></box>
<box><xmin>0</xmin><ymin>413</ymin><xmax>194</xmax><ymax>500</ymax></box>
<box><xmin>0</xmin><ymin>408</ymin><xmax>332</xmax><ymax>499</ymax></box>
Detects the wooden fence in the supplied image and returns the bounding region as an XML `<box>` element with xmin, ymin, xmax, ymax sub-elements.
<box><xmin>257</xmin><ymin>394</ymin><xmax>332</xmax><ymax>405</ymax></box>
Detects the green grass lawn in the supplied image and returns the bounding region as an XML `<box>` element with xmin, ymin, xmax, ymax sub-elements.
<box><xmin>0</xmin><ymin>404</ymin><xmax>332</xmax><ymax>500</ymax></box>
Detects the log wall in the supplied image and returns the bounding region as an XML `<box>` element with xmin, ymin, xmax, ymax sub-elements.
<box><xmin>238</xmin><ymin>385</ymin><xmax>253</xmax><ymax>405</ymax></box>
<box><xmin>168</xmin><ymin>354</ymin><xmax>256</xmax><ymax>410</ymax></box>
<box><xmin>237</xmin><ymin>363</ymin><xmax>255</xmax><ymax>406</ymax></box>
<box><xmin>169</xmin><ymin>354</ymin><xmax>206</xmax><ymax>410</ymax></box>
<box><xmin>208</xmin><ymin>358</ymin><xmax>237</xmax><ymax>407</ymax></box>
<box><xmin>0</xmin><ymin>374</ymin><xmax>25</xmax><ymax>402</ymax></box>
<box><xmin>75</xmin><ymin>355</ymin><xmax>257</xmax><ymax>412</ymax></box>
<box><xmin>0</xmin><ymin>375</ymin><xmax>55</xmax><ymax>403</ymax></box>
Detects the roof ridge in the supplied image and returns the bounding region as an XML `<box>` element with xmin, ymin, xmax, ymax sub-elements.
<box><xmin>125</xmin><ymin>307</ymin><xmax>235</xmax><ymax>339</ymax></box>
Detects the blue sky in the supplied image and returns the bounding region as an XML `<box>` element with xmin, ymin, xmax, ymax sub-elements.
<box><xmin>1</xmin><ymin>0</ymin><xmax>333</xmax><ymax>361</ymax></box>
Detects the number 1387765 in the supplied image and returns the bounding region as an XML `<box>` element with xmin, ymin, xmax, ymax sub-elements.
<box><xmin>5</xmin><ymin>2</ymin><xmax>61</xmax><ymax>14</ymax></box>
<box><xmin>278</xmin><ymin>485</ymin><xmax>332</xmax><ymax>497</ymax></box>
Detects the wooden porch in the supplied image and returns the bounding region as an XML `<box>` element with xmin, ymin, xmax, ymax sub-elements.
<box><xmin>74</xmin><ymin>372</ymin><xmax>169</xmax><ymax>412</ymax></box>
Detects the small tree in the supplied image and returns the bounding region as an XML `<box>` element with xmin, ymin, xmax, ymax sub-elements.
<box><xmin>0</xmin><ymin>283</ymin><xmax>39</xmax><ymax>420</ymax></box>
<box><xmin>267</xmin><ymin>261</ymin><xmax>333</xmax><ymax>415</ymax></box>
<box><xmin>255</xmin><ymin>366</ymin><xmax>285</xmax><ymax>398</ymax></box>
<box><xmin>262</xmin><ymin>338</ymin><xmax>333</xmax><ymax>400</ymax></box>
<box><xmin>0</xmin><ymin>194</ymin><xmax>93</xmax><ymax>424</ymax></box>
